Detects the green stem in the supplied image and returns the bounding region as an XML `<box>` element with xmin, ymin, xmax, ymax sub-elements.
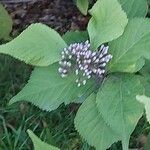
<box><xmin>122</xmin><ymin>137</ymin><xmax>129</xmax><ymax>150</ymax></box>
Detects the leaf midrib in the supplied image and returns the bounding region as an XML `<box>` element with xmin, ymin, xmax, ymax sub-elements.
<box><xmin>119</xmin><ymin>78</ymin><xmax>128</xmax><ymax>146</ymax></box>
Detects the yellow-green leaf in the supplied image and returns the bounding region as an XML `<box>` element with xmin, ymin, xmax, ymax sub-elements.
<box><xmin>0</xmin><ymin>23</ymin><xmax>67</xmax><ymax>66</ymax></box>
<box><xmin>27</xmin><ymin>130</ymin><xmax>59</xmax><ymax>150</ymax></box>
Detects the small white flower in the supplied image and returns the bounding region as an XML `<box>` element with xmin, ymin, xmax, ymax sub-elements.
<box><xmin>58</xmin><ymin>40</ymin><xmax>112</xmax><ymax>87</ymax></box>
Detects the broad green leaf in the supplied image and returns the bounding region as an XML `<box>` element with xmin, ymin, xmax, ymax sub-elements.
<box><xmin>108</xmin><ymin>18</ymin><xmax>150</xmax><ymax>73</ymax></box>
<box><xmin>27</xmin><ymin>130</ymin><xmax>59</xmax><ymax>150</ymax></box>
<box><xmin>96</xmin><ymin>74</ymin><xmax>144</xmax><ymax>150</ymax></box>
<box><xmin>0</xmin><ymin>3</ymin><xmax>12</xmax><ymax>39</ymax></box>
<box><xmin>0</xmin><ymin>23</ymin><xmax>67</xmax><ymax>66</ymax></box>
<box><xmin>75</xmin><ymin>94</ymin><xmax>120</xmax><ymax>150</ymax></box>
<box><xmin>88</xmin><ymin>0</ymin><xmax>128</xmax><ymax>50</ymax></box>
<box><xmin>136</xmin><ymin>95</ymin><xmax>150</xmax><ymax>123</ymax></box>
<box><xmin>76</xmin><ymin>0</ymin><xmax>89</xmax><ymax>15</ymax></box>
<box><xmin>62</xmin><ymin>31</ymin><xmax>88</xmax><ymax>45</ymax></box>
<box><xmin>9</xmin><ymin>63</ymin><xmax>94</xmax><ymax>111</ymax></box>
<box><xmin>119</xmin><ymin>0</ymin><xmax>148</xmax><ymax>18</ymax></box>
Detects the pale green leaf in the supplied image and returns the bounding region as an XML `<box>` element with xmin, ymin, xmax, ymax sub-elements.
<box><xmin>136</xmin><ymin>95</ymin><xmax>150</xmax><ymax>123</ymax></box>
<box><xmin>27</xmin><ymin>130</ymin><xmax>59</xmax><ymax>150</ymax></box>
<box><xmin>0</xmin><ymin>3</ymin><xmax>12</xmax><ymax>39</ymax></box>
<box><xmin>108</xmin><ymin>18</ymin><xmax>150</xmax><ymax>73</ymax></box>
<box><xmin>88</xmin><ymin>0</ymin><xmax>128</xmax><ymax>49</ymax></box>
<box><xmin>75</xmin><ymin>94</ymin><xmax>120</xmax><ymax>150</ymax></box>
<box><xmin>96</xmin><ymin>74</ymin><xmax>144</xmax><ymax>150</ymax></box>
<box><xmin>9</xmin><ymin>63</ymin><xmax>94</xmax><ymax>111</ymax></box>
<box><xmin>0</xmin><ymin>23</ymin><xmax>67</xmax><ymax>66</ymax></box>
<box><xmin>119</xmin><ymin>0</ymin><xmax>148</xmax><ymax>18</ymax></box>
<box><xmin>62</xmin><ymin>31</ymin><xmax>88</xmax><ymax>45</ymax></box>
<box><xmin>76</xmin><ymin>0</ymin><xmax>89</xmax><ymax>15</ymax></box>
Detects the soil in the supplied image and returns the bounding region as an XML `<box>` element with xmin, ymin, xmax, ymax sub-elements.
<box><xmin>1</xmin><ymin>0</ymin><xmax>89</xmax><ymax>36</ymax></box>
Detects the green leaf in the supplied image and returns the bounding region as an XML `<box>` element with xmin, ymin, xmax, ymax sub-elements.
<box><xmin>88</xmin><ymin>0</ymin><xmax>128</xmax><ymax>50</ymax></box>
<box><xmin>108</xmin><ymin>18</ymin><xmax>150</xmax><ymax>73</ymax></box>
<box><xmin>119</xmin><ymin>0</ymin><xmax>148</xmax><ymax>18</ymax></box>
<box><xmin>136</xmin><ymin>95</ymin><xmax>150</xmax><ymax>123</ymax></box>
<box><xmin>139</xmin><ymin>60</ymin><xmax>150</xmax><ymax>97</ymax></box>
<box><xmin>0</xmin><ymin>23</ymin><xmax>67</xmax><ymax>66</ymax></box>
<box><xmin>96</xmin><ymin>73</ymin><xmax>144</xmax><ymax>150</ymax></box>
<box><xmin>140</xmin><ymin>60</ymin><xmax>150</xmax><ymax>78</ymax></box>
<box><xmin>0</xmin><ymin>3</ymin><xmax>12</xmax><ymax>39</ymax></box>
<box><xmin>76</xmin><ymin>0</ymin><xmax>89</xmax><ymax>15</ymax></box>
<box><xmin>62</xmin><ymin>31</ymin><xmax>88</xmax><ymax>45</ymax></box>
<box><xmin>9</xmin><ymin>63</ymin><xmax>94</xmax><ymax>111</ymax></box>
<box><xmin>75</xmin><ymin>94</ymin><xmax>120</xmax><ymax>150</ymax></box>
<box><xmin>27</xmin><ymin>130</ymin><xmax>59</xmax><ymax>150</ymax></box>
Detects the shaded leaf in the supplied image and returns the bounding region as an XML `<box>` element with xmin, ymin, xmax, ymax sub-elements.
<box><xmin>0</xmin><ymin>3</ymin><xmax>12</xmax><ymax>39</ymax></box>
<box><xmin>0</xmin><ymin>23</ymin><xmax>67</xmax><ymax>66</ymax></box>
<box><xmin>139</xmin><ymin>60</ymin><xmax>150</xmax><ymax>97</ymax></box>
<box><xmin>119</xmin><ymin>0</ymin><xmax>148</xmax><ymax>18</ymax></box>
<box><xmin>27</xmin><ymin>130</ymin><xmax>59</xmax><ymax>150</ymax></box>
<box><xmin>62</xmin><ymin>31</ymin><xmax>88</xmax><ymax>45</ymax></box>
<box><xmin>9</xmin><ymin>63</ymin><xmax>94</xmax><ymax>111</ymax></box>
<box><xmin>108</xmin><ymin>18</ymin><xmax>150</xmax><ymax>73</ymax></box>
<box><xmin>75</xmin><ymin>94</ymin><xmax>120</xmax><ymax>150</ymax></box>
<box><xmin>76</xmin><ymin>0</ymin><xmax>89</xmax><ymax>15</ymax></box>
<box><xmin>96</xmin><ymin>73</ymin><xmax>144</xmax><ymax>150</ymax></box>
<box><xmin>88</xmin><ymin>0</ymin><xmax>128</xmax><ymax>49</ymax></box>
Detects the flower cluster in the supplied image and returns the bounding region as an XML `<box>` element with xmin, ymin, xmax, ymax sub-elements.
<box><xmin>58</xmin><ymin>40</ymin><xmax>112</xmax><ymax>87</ymax></box>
